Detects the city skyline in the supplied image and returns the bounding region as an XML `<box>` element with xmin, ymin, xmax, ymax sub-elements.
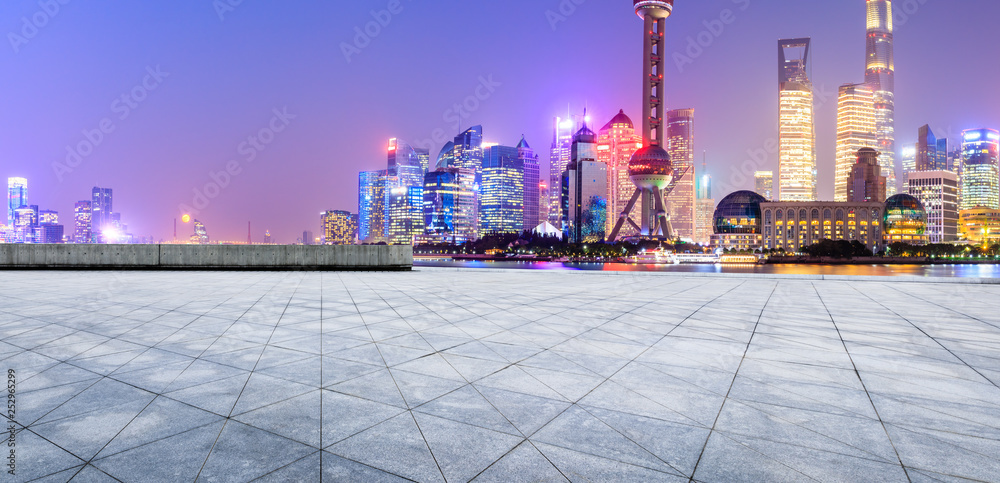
<box><xmin>2</xmin><ymin>1</ymin><xmax>999</xmax><ymax>242</ymax></box>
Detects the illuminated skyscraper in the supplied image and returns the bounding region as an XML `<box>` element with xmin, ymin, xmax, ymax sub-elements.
<box><xmin>901</xmin><ymin>145</ymin><xmax>917</xmax><ymax>187</ymax></box>
<box><xmin>91</xmin><ymin>187</ymin><xmax>113</xmax><ymax>242</ymax></box>
<box><xmin>960</xmin><ymin>129</ymin><xmax>1000</xmax><ymax>210</ymax></box>
<box><xmin>916</xmin><ymin>125</ymin><xmax>949</xmax><ymax>172</ymax></box>
<box><xmin>666</xmin><ymin>108</ymin><xmax>695</xmax><ymax>240</ymax></box>
<box><xmin>848</xmin><ymin>148</ymin><xmax>886</xmax><ymax>203</ymax></box>
<box><xmin>538</xmin><ymin>181</ymin><xmax>550</xmax><ymax>228</ymax></box>
<box><xmin>386</xmin><ymin>185</ymin><xmax>425</xmax><ymax>244</ymax></box>
<box><xmin>481</xmin><ymin>145</ymin><xmax>525</xmax><ymax>234</ymax></box>
<box><xmin>754</xmin><ymin>171</ymin><xmax>774</xmax><ymax>201</ymax></box>
<box><xmin>695</xmin><ymin>159</ymin><xmax>714</xmax><ymax>245</ymax></box>
<box><xmin>518</xmin><ymin>137</ymin><xmax>541</xmax><ymax>230</ymax></box>
<box><xmin>865</xmin><ymin>0</ymin><xmax>897</xmax><ymax>196</ymax></box>
<box><xmin>778</xmin><ymin>38</ymin><xmax>816</xmax><ymax>201</ymax></box>
<box><xmin>835</xmin><ymin>84</ymin><xmax>876</xmax><ymax>201</ymax></box>
<box><xmin>549</xmin><ymin>116</ymin><xmax>577</xmax><ymax>227</ymax></box>
<box><xmin>7</xmin><ymin>177</ymin><xmax>27</xmax><ymax>227</ymax></box>
<box><xmin>322</xmin><ymin>210</ymin><xmax>357</xmax><ymax>245</ymax></box>
<box><xmin>190</xmin><ymin>220</ymin><xmax>209</xmax><ymax>244</ymax></box>
<box><xmin>358</xmin><ymin>170</ymin><xmax>388</xmax><ymax>243</ymax></box>
<box><xmin>74</xmin><ymin>201</ymin><xmax>91</xmax><ymax>244</ymax></box>
<box><xmin>422</xmin><ymin>168</ymin><xmax>477</xmax><ymax>244</ymax></box>
<box><xmin>597</xmin><ymin>110</ymin><xmax>642</xmax><ymax>237</ymax></box>
<box><xmin>387</xmin><ymin>138</ymin><xmax>426</xmax><ymax>188</ymax></box>
<box><xmin>563</xmin><ymin>123</ymin><xmax>608</xmax><ymax>243</ymax></box>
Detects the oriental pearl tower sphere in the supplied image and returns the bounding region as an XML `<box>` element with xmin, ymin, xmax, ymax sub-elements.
<box><xmin>609</xmin><ymin>1</ymin><xmax>678</xmax><ymax>241</ymax></box>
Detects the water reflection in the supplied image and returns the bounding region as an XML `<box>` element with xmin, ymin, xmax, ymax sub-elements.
<box><xmin>415</xmin><ymin>260</ymin><xmax>1000</xmax><ymax>278</ymax></box>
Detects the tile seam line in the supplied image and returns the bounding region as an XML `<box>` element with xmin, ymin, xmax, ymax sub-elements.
<box><xmin>686</xmin><ymin>282</ymin><xmax>822</xmax><ymax>483</ymax></box>
<box><xmin>823</xmin><ymin>282</ymin><xmax>917</xmax><ymax>481</ymax></box>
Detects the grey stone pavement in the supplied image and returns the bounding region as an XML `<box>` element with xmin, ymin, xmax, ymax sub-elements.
<box><xmin>2</xmin><ymin>269</ymin><xmax>999</xmax><ymax>482</ymax></box>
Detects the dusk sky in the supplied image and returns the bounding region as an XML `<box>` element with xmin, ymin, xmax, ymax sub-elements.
<box><xmin>2</xmin><ymin>0</ymin><xmax>999</xmax><ymax>243</ymax></box>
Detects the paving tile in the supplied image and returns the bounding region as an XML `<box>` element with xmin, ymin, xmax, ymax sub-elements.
<box><xmin>327</xmin><ymin>413</ymin><xmax>446</xmax><ymax>483</ymax></box>
<box><xmin>197</xmin><ymin>421</ymin><xmax>316</xmax><ymax>482</ymax></box>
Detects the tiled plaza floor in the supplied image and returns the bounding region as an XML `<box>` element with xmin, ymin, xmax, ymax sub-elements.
<box><xmin>2</xmin><ymin>269</ymin><xmax>999</xmax><ymax>482</ymax></box>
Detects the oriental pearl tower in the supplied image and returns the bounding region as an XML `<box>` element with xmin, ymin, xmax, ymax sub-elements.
<box><xmin>609</xmin><ymin>1</ymin><xmax>679</xmax><ymax>241</ymax></box>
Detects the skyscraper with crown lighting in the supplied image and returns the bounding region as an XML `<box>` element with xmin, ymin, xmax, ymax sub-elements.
<box><xmin>866</xmin><ymin>0</ymin><xmax>897</xmax><ymax>195</ymax></box>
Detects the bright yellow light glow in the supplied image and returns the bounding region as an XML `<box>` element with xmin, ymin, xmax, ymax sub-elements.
<box><xmin>182</xmin><ymin>214</ymin><xmax>191</xmax><ymax>223</ymax></box>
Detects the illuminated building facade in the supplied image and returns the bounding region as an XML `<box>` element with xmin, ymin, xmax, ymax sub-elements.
<box><xmin>7</xmin><ymin>177</ymin><xmax>27</xmax><ymax>227</ymax></box>
<box><xmin>848</xmin><ymin>148</ymin><xmax>886</xmax><ymax>203</ymax></box>
<box><xmin>321</xmin><ymin>210</ymin><xmax>357</xmax><ymax>245</ymax></box>
<box><xmin>74</xmin><ymin>201</ymin><xmax>91</xmax><ymax>244</ymax></box>
<box><xmin>835</xmin><ymin>84</ymin><xmax>876</xmax><ymax>201</ymax></box>
<box><xmin>538</xmin><ymin>180</ymin><xmax>550</xmax><ymax>229</ymax></box>
<box><xmin>190</xmin><ymin>220</ymin><xmax>209</xmax><ymax>244</ymax></box>
<box><xmin>518</xmin><ymin>137</ymin><xmax>541</xmax><ymax>230</ymax></box>
<box><xmin>387</xmin><ymin>138</ymin><xmax>426</xmax><ymax>189</ymax></box>
<box><xmin>754</xmin><ymin>171</ymin><xmax>774</xmax><ymax>201</ymax></box>
<box><xmin>916</xmin><ymin>125</ymin><xmax>949</xmax><ymax>172</ymax></box>
<box><xmin>481</xmin><ymin>145</ymin><xmax>525</xmax><ymax>234</ymax></box>
<box><xmin>548</xmin><ymin>116</ymin><xmax>578</xmax><ymax>227</ymax></box>
<box><xmin>695</xmin><ymin>167</ymin><xmax>714</xmax><ymax>245</ymax></box>
<box><xmin>666</xmin><ymin>108</ymin><xmax>695</xmax><ymax>240</ymax></box>
<box><xmin>778</xmin><ymin>38</ymin><xmax>816</xmax><ymax>201</ymax></box>
<box><xmin>907</xmin><ymin>170</ymin><xmax>959</xmax><ymax>243</ymax></box>
<box><xmin>422</xmin><ymin>167</ymin><xmax>477</xmax><ymax>244</ymax></box>
<box><xmin>960</xmin><ymin>129</ymin><xmax>1000</xmax><ymax>211</ymax></box>
<box><xmin>762</xmin><ymin>201</ymin><xmax>885</xmax><ymax>253</ymax></box>
<box><xmin>884</xmin><ymin>194</ymin><xmax>928</xmax><ymax>245</ymax></box>
<box><xmin>90</xmin><ymin>187</ymin><xmax>113</xmax><ymax>243</ymax></box>
<box><xmin>959</xmin><ymin>208</ymin><xmax>1000</xmax><ymax>244</ymax></box>
<box><xmin>901</xmin><ymin>145</ymin><xmax>916</xmax><ymax>187</ymax></box>
<box><xmin>865</xmin><ymin>0</ymin><xmax>897</xmax><ymax>196</ymax></box>
<box><xmin>386</xmin><ymin>186</ymin><xmax>425</xmax><ymax>244</ymax></box>
<box><xmin>562</xmin><ymin>124</ymin><xmax>608</xmax><ymax>243</ymax></box>
<box><xmin>597</xmin><ymin>110</ymin><xmax>642</xmax><ymax>238</ymax></box>
<box><xmin>358</xmin><ymin>170</ymin><xmax>388</xmax><ymax>243</ymax></box>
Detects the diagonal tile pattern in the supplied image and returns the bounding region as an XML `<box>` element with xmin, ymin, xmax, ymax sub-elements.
<box><xmin>2</xmin><ymin>269</ymin><xmax>1000</xmax><ymax>482</ymax></box>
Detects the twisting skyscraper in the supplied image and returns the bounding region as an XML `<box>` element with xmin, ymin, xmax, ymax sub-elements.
<box><xmin>778</xmin><ymin>38</ymin><xmax>816</xmax><ymax>202</ymax></box>
<box><xmin>865</xmin><ymin>0</ymin><xmax>896</xmax><ymax>195</ymax></box>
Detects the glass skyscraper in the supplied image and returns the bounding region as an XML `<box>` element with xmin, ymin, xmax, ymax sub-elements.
<box><xmin>917</xmin><ymin>125</ymin><xmax>949</xmax><ymax>172</ymax></box>
<box><xmin>422</xmin><ymin>168</ymin><xmax>477</xmax><ymax>244</ymax></box>
<box><xmin>7</xmin><ymin>177</ymin><xmax>27</xmax><ymax>227</ymax></box>
<box><xmin>754</xmin><ymin>171</ymin><xmax>774</xmax><ymax>201</ymax></box>
<box><xmin>518</xmin><ymin>137</ymin><xmax>540</xmax><ymax>231</ymax></box>
<box><xmin>91</xmin><ymin>187</ymin><xmax>113</xmax><ymax>242</ymax></box>
<box><xmin>562</xmin><ymin>124</ymin><xmax>608</xmax><ymax>243</ymax></box>
<box><xmin>386</xmin><ymin>185</ymin><xmax>425</xmax><ymax>245</ymax></box>
<box><xmin>548</xmin><ymin>116</ymin><xmax>578</xmax><ymax>228</ymax></box>
<box><xmin>666</xmin><ymin>109</ymin><xmax>695</xmax><ymax>240</ymax></box>
<box><xmin>778</xmin><ymin>38</ymin><xmax>816</xmax><ymax>202</ymax></box>
<box><xmin>835</xmin><ymin>84</ymin><xmax>876</xmax><ymax>202</ymax></box>
<box><xmin>481</xmin><ymin>145</ymin><xmax>525</xmax><ymax>234</ymax></box>
<box><xmin>358</xmin><ymin>170</ymin><xmax>388</xmax><ymax>243</ymax></box>
<box><xmin>74</xmin><ymin>201</ymin><xmax>91</xmax><ymax>244</ymax></box>
<box><xmin>960</xmin><ymin>129</ymin><xmax>1000</xmax><ymax>210</ymax></box>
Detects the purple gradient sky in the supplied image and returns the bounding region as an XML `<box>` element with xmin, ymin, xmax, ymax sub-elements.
<box><xmin>2</xmin><ymin>0</ymin><xmax>998</xmax><ymax>243</ymax></box>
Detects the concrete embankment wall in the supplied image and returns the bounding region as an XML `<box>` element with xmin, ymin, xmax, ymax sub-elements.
<box><xmin>0</xmin><ymin>245</ymin><xmax>411</xmax><ymax>270</ymax></box>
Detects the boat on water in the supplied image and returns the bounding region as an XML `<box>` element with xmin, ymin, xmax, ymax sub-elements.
<box><xmin>631</xmin><ymin>248</ymin><xmax>722</xmax><ymax>265</ymax></box>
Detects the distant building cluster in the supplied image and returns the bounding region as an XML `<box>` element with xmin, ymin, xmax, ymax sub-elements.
<box><xmin>712</xmin><ymin>0</ymin><xmax>1000</xmax><ymax>252</ymax></box>
<box><xmin>2</xmin><ymin>178</ymin><xmax>140</xmax><ymax>244</ymax></box>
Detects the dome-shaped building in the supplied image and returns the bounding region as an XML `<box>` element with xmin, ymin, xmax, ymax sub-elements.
<box><xmin>714</xmin><ymin>191</ymin><xmax>767</xmax><ymax>234</ymax></box>
<box><xmin>712</xmin><ymin>191</ymin><xmax>767</xmax><ymax>251</ymax></box>
<box><xmin>884</xmin><ymin>194</ymin><xmax>928</xmax><ymax>245</ymax></box>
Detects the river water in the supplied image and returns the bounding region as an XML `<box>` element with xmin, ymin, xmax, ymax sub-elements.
<box><xmin>415</xmin><ymin>260</ymin><xmax>1000</xmax><ymax>278</ymax></box>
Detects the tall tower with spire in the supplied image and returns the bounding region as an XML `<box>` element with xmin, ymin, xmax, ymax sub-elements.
<box><xmin>865</xmin><ymin>0</ymin><xmax>896</xmax><ymax>195</ymax></box>
<box><xmin>608</xmin><ymin>1</ymin><xmax>678</xmax><ymax>241</ymax></box>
